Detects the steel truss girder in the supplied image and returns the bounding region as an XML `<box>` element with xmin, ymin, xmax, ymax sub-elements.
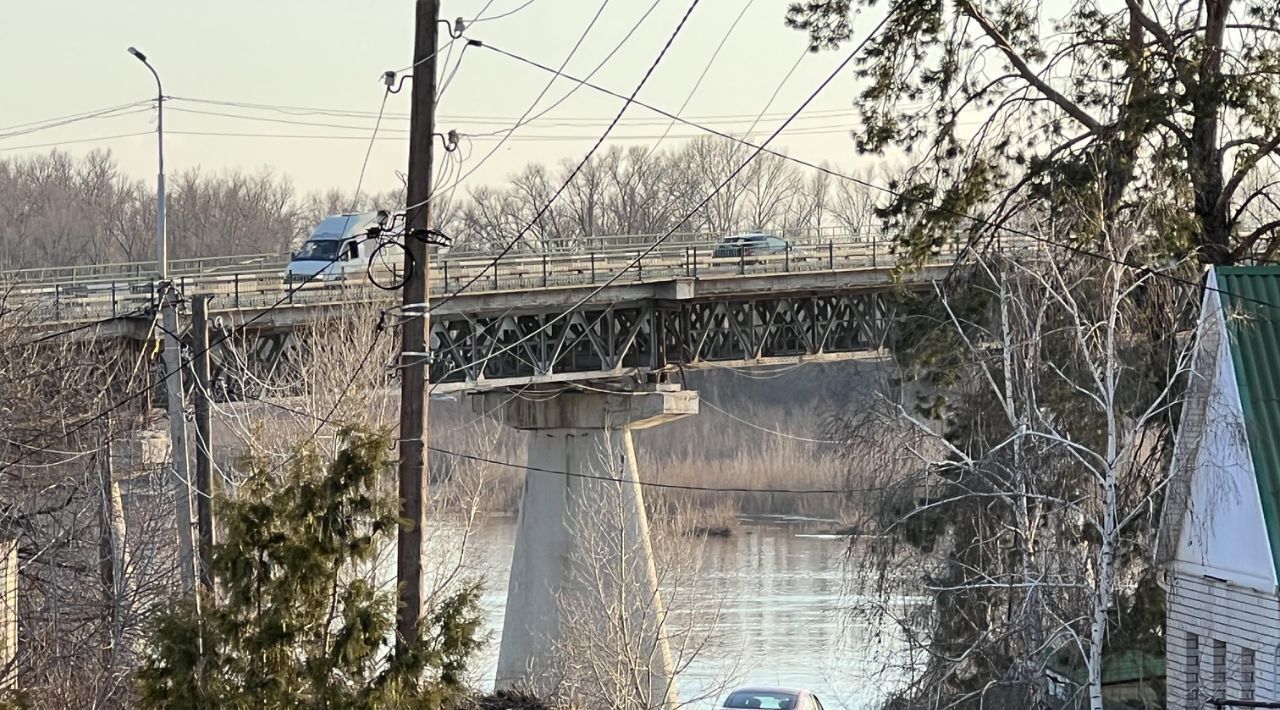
<box><xmin>428</xmin><ymin>291</ymin><xmax>889</xmax><ymax>386</ymax></box>
<box><xmin>203</xmin><ymin>291</ymin><xmax>889</xmax><ymax>400</ymax></box>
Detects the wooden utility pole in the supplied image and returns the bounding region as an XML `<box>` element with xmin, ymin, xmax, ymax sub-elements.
<box><xmin>396</xmin><ymin>0</ymin><xmax>439</xmax><ymax>648</ymax></box>
<box><xmin>162</xmin><ymin>288</ymin><xmax>197</xmax><ymax>592</ymax></box>
<box><xmin>191</xmin><ymin>295</ymin><xmax>215</xmax><ymax>593</ymax></box>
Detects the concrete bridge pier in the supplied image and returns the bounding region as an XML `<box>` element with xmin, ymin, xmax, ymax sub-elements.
<box><xmin>474</xmin><ymin>384</ymin><xmax>698</xmax><ymax>708</ymax></box>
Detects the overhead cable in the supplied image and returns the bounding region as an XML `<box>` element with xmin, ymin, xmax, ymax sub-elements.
<box><xmin>423</xmin><ymin>0</ymin><xmax>703</xmax><ymax>313</ymax></box>
<box><xmin>426</xmin><ymin>0</ymin><xmax>662</xmax><ymax>199</ymax></box>
<box><xmin>428</xmin><ymin>13</ymin><xmax>891</xmax><ymax>384</ymax></box>
<box><xmin>477</xmin><ymin>38</ymin><xmax>1279</xmax><ymax>311</ymax></box>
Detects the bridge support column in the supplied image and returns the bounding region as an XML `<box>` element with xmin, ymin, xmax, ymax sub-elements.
<box><xmin>475</xmin><ymin>384</ymin><xmax>698</xmax><ymax>708</ymax></box>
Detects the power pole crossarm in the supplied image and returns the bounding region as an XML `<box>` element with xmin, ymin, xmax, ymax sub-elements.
<box><xmin>396</xmin><ymin>0</ymin><xmax>439</xmax><ymax>649</ymax></box>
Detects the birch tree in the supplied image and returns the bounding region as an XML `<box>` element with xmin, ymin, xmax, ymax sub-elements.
<box><xmin>843</xmin><ymin>216</ymin><xmax>1194</xmax><ymax>709</ymax></box>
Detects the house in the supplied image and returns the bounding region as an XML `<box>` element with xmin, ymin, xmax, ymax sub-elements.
<box><xmin>1162</xmin><ymin>265</ymin><xmax>1280</xmax><ymax>708</ymax></box>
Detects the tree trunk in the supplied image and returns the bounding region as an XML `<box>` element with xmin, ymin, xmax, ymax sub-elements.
<box><xmin>1190</xmin><ymin>0</ymin><xmax>1232</xmax><ymax>263</ymax></box>
<box><xmin>1089</xmin><ymin>475</ymin><xmax>1118</xmax><ymax>710</ymax></box>
<box><xmin>98</xmin><ymin>441</ymin><xmax>129</xmax><ymax>667</ymax></box>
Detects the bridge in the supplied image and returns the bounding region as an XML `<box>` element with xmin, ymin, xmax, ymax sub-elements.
<box><xmin>19</xmin><ymin>229</ymin><xmax>978</xmax><ymax>393</ymax></box>
<box><xmin>12</xmin><ymin>228</ymin><xmax>1018</xmax><ymax>704</ymax></box>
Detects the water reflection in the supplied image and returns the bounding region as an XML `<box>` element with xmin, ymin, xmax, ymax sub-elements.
<box><xmin>450</xmin><ymin>517</ymin><xmax>910</xmax><ymax>709</ymax></box>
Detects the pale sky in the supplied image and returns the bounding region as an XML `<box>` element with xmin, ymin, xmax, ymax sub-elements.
<box><xmin>0</xmin><ymin>1</ymin><xmax>877</xmax><ymax>197</ymax></box>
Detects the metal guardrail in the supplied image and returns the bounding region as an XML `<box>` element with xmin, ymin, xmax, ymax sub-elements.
<box><xmin>0</xmin><ymin>226</ymin><xmax>873</xmax><ymax>287</ymax></box>
<box><xmin>0</xmin><ymin>252</ymin><xmax>290</xmax><ymax>286</ymax></box>
<box><xmin>19</xmin><ymin>230</ymin><xmax>1041</xmax><ymax>326</ymax></box>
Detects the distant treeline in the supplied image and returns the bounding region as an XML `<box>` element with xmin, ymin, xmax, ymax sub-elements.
<box><xmin>0</xmin><ymin>136</ymin><xmax>886</xmax><ymax>269</ymax></box>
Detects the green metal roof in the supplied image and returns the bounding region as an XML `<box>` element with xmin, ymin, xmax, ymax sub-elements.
<box><xmin>1046</xmin><ymin>648</ymin><xmax>1166</xmax><ymax>686</ymax></box>
<box><xmin>1215</xmin><ymin>266</ymin><xmax>1280</xmax><ymax>578</ymax></box>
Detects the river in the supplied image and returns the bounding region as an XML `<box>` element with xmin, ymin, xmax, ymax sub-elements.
<box><xmin>446</xmin><ymin>516</ymin><xmax>912</xmax><ymax>709</ymax></box>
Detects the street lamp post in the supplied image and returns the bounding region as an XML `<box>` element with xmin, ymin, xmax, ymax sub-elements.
<box><xmin>128</xmin><ymin>46</ymin><xmax>196</xmax><ymax>592</ymax></box>
<box><xmin>127</xmin><ymin>47</ymin><xmax>166</xmax><ymax>279</ymax></box>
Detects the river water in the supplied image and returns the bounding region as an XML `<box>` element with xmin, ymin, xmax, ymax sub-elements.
<box><xmin>450</xmin><ymin>516</ymin><xmax>911</xmax><ymax>710</ymax></box>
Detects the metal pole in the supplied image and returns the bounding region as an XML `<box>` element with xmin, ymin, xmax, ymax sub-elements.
<box><xmin>396</xmin><ymin>0</ymin><xmax>439</xmax><ymax>650</ymax></box>
<box><xmin>130</xmin><ymin>46</ymin><xmax>196</xmax><ymax>592</ymax></box>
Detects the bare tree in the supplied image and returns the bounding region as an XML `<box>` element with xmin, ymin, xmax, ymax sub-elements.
<box><xmin>839</xmin><ymin>208</ymin><xmax>1194</xmax><ymax>708</ymax></box>
<box><xmin>535</xmin><ymin>430</ymin><xmax>734</xmax><ymax>710</ymax></box>
<box><xmin>0</xmin><ymin>288</ymin><xmax>186</xmax><ymax>707</ymax></box>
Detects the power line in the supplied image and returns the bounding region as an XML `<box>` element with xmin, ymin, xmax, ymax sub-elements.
<box><xmin>435</xmin><ymin>34</ymin><xmax>473</xmax><ymax>103</ymax></box>
<box><xmin>742</xmin><ymin>44</ymin><xmax>810</xmax><ymax>139</ymax></box>
<box><xmin>166</xmin><ymin>94</ymin><xmax>884</xmax><ymax>124</ymax></box>
<box><xmin>112</xmin><ymin>102</ymin><xmax>864</xmax><ymax>136</ymax></box>
<box><xmin>428</xmin><ymin>14</ymin><xmax>892</xmax><ymax>385</ymax></box>
<box><xmin>165</xmin><ymin>106</ymin><xmax>412</xmax><ymax>134</ymax></box>
<box><xmin>350</xmin><ymin>89</ymin><xmax>391</xmax><ymax>208</ymax></box>
<box><xmin>205</xmin><ymin>387</ymin><xmax>885</xmax><ymax>496</ymax></box>
<box><xmin>433</xmin><ymin>446</ymin><xmax>887</xmax><ymax>495</ymax></box>
<box><xmin>417</xmin><ymin>0</ymin><xmax>622</xmax><ymax>204</ymax></box>
<box><xmin>391</xmin><ymin>33</ymin><xmax>460</xmax><ymax>75</ymax></box>
<box><xmin>0</xmin><ymin>100</ymin><xmax>147</xmax><ymax>133</ymax></box>
<box><xmin>425</xmin><ymin>0</ymin><xmax>703</xmax><ymax>313</ymax></box>
<box><xmin>0</xmin><ymin>102</ymin><xmax>151</xmax><ymax>140</ymax></box>
<box><xmin>700</xmin><ymin>398</ymin><xmax>842</xmax><ymax>445</ymax></box>
<box><xmin>651</xmin><ymin>0</ymin><xmax>756</xmax><ymax>149</ymax></box>
<box><xmin>0</xmin><ymin>125</ymin><xmax>864</xmax><ymax>153</ymax></box>
<box><xmin>0</xmin><ymin>131</ymin><xmax>153</xmax><ymax>153</ymax></box>
<box><xmin>469</xmin><ymin>0</ymin><xmax>538</xmax><ymax>23</ymax></box>
<box><xmin>477</xmin><ymin>39</ymin><xmax>1280</xmax><ymax>313</ymax></box>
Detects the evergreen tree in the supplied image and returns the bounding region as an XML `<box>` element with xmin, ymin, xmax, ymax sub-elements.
<box><xmin>138</xmin><ymin>429</ymin><xmax>483</xmax><ymax>709</ymax></box>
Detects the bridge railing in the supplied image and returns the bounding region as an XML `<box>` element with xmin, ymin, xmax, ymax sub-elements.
<box><xmin>17</xmin><ymin>231</ymin><xmax>1044</xmax><ymax>324</ymax></box>
<box><xmin>0</xmin><ymin>252</ymin><xmax>290</xmax><ymax>286</ymax></box>
<box><xmin>3</xmin><ymin>226</ymin><xmax>880</xmax><ymax>287</ymax></box>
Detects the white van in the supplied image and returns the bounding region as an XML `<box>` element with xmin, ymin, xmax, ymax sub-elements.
<box><xmin>284</xmin><ymin>211</ymin><xmax>403</xmax><ymax>282</ymax></box>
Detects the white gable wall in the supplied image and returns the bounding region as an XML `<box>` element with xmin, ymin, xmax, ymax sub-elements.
<box><xmin>1175</xmin><ymin>290</ymin><xmax>1277</xmax><ymax>592</ymax></box>
<box><xmin>1168</xmin><ymin>280</ymin><xmax>1280</xmax><ymax>708</ymax></box>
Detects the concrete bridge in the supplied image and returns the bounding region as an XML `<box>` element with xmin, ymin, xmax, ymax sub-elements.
<box><xmin>12</xmin><ymin>228</ymin><xmax>1022</xmax><ymax>704</ymax></box>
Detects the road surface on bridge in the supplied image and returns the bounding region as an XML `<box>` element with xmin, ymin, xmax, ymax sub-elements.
<box><xmin>17</xmin><ymin>229</ymin><xmax>1013</xmax><ymax>329</ymax></box>
<box><xmin>13</xmin><ymin>229</ymin><xmax>1037</xmax><ymax>393</ymax></box>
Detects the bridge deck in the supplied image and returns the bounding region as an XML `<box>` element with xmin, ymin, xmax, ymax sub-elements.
<box><xmin>14</xmin><ymin>232</ymin><xmax>1036</xmax><ymax>395</ymax></box>
<box><xmin>23</xmin><ymin>232</ymin><xmax>992</xmax><ymax>330</ymax></box>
